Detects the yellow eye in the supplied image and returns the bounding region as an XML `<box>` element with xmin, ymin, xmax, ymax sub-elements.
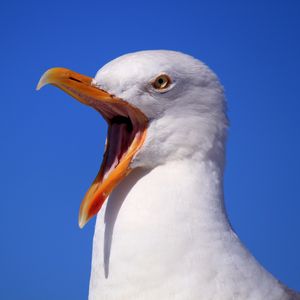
<box><xmin>152</xmin><ymin>74</ymin><xmax>171</xmax><ymax>90</ymax></box>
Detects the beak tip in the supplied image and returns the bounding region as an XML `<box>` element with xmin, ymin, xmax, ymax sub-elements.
<box><xmin>37</xmin><ymin>67</ymin><xmax>62</xmax><ymax>91</ymax></box>
<box><xmin>36</xmin><ymin>73</ymin><xmax>48</xmax><ymax>91</ymax></box>
<box><xmin>78</xmin><ymin>214</ymin><xmax>88</xmax><ymax>229</ymax></box>
<box><xmin>36</xmin><ymin>82</ymin><xmax>42</xmax><ymax>91</ymax></box>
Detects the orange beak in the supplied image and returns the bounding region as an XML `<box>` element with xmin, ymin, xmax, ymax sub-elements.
<box><xmin>37</xmin><ymin>68</ymin><xmax>148</xmax><ymax>228</ymax></box>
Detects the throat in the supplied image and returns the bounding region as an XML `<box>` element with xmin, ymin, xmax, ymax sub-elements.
<box><xmin>90</xmin><ymin>160</ymin><xmax>285</xmax><ymax>299</ymax></box>
<box><xmin>106</xmin><ymin>159</ymin><xmax>229</xmax><ymax>239</ymax></box>
<box><xmin>91</xmin><ymin>159</ymin><xmax>231</xmax><ymax>278</ymax></box>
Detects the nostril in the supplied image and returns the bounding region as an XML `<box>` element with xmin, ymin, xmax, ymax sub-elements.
<box><xmin>69</xmin><ymin>76</ymin><xmax>82</xmax><ymax>83</ymax></box>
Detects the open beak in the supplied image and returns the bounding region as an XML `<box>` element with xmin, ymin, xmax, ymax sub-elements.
<box><xmin>37</xmin><ymin>68</ymin><xmax>148</xmax><ymax>228</ymax></box>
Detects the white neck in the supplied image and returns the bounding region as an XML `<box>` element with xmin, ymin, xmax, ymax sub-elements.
<box><xmin>89</xmin><ymin>159</ymin><xmax>288</xmax><ymax>300</ymax></box>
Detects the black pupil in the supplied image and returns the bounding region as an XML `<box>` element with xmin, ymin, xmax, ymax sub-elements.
<box><xmin>158</xmin><ymin>78</ymin><xmax>164</xmax><ymax>85</ymax></box>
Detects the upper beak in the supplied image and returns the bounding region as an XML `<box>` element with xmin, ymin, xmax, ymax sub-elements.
<box><xmin>37</xmin><ymin>68</ymin><xmax>148</xmax><ymax>228</ymax></box>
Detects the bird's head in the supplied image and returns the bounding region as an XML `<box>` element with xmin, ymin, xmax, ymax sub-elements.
<box><xmin>37</xmin><ymin>50</ymin><xmax>228</xmax><ymax>228</ymax></box>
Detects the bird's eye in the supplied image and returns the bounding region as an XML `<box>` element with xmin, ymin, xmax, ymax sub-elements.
<box><xmin>152</xmin><ymin>74</ymin><xmax>172</xmax><ymax>90</ymax></box>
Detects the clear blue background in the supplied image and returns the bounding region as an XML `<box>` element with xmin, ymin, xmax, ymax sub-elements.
<box><xmin>1</xmin><ymin>0</ymin><xmax>299</xmax><ymax>299</ymax></box>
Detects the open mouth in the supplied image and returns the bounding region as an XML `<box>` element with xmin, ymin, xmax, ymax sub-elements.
<box><xmin>103</xmin><ymin>115</ymin><xmax>134</xmax><ymax>181</ymax></box>
<box><xmin>37</xmin><ymin>68</ymin><xmax>148</xmax><ymax>228</ymax></box>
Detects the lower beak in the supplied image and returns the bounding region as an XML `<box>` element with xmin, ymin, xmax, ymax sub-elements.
<box><xmin>37</xmin><ymin>68</ymin><xmax>148</xmax><ymax>228</ymax></box>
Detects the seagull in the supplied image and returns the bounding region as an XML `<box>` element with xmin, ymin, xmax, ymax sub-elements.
<box><xmin>37</xmin><ymin>50</ymin><xmax>299</xmax><ymax>299</ymax></box>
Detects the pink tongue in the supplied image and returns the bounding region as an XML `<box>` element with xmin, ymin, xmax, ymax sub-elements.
<box><xmin>103</xmin><ymin>123</ymin><xmax>129</xmax><ymax>179</ymax></box>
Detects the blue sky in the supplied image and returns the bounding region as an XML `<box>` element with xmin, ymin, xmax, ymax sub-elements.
<box><xmin>1</xmin><ymin>0</ymin><xmax>300</xmax><ymax>299</ymax></box>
